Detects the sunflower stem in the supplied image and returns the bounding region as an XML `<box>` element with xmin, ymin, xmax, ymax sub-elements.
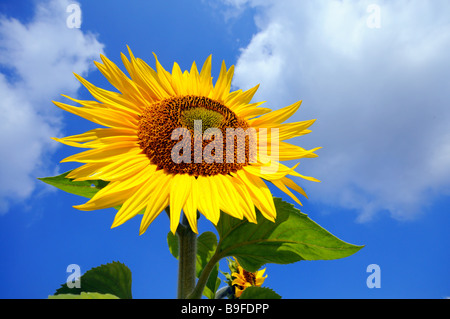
<box><xmin>187</xmin><ymin>251</ymin><xmax>221</xmax><ymax>299</ymax></box>
<box><xmin>176</xmin><ymin>214</ymin><xmax>197</xmax><ymax>299</ymax></box>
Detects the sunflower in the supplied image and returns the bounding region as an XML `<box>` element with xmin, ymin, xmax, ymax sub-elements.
<box><xmin>231</xmin><ymin>260</ymin><xmax>267</xmax><ymax>298</ymax></box>
<box><xmin>53</xmin><ymin>47</ymin><xmax>320</xmax><ymax>235</ymax></box>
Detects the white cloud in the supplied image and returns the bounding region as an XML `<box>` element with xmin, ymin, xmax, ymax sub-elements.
<box><xmin>223</xmin><ymin>0</ymin><xmax>450</xmax><ymax>221</ymax></box>
<box><xmin>0</xmin><ymin>0</ymin><xmax>104</xmax><ymax>213</ymax></box>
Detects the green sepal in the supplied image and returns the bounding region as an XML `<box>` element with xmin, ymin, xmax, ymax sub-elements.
<box><xmin>38</xmin><ymin>170</ymin><xmax>146</xmax><ymax>213</ymax></box>
<box><xmin>38</xmin><ymin>170</ymin><xmax>109</xmax><ymax>199</ymax></box>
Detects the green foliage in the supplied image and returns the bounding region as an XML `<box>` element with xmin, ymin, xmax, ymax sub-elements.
<box><xmin>195</xmin><ymin>232</ymin><xmax>221</xmax><ymax>299</ymax></box>
<box><xmin>53</xmin><ymin>261</ymin><xmax>132</xmax><ymax>299</ymax></box>
<box><xmin>239</xmin><ymin>287</ymin><xmax>281</xmax><ymax>299</ymax></box>
<box><xmin>167</xmin><ymin>231</ymin><xmax>221</xmax><ymax>299</ymax></box>
<box><xmin>215</xmin><ymin>198</ymin><xmax>364</xmax><ymax>272</ymax></box>
<box><xmin>221</xmin><ymin>257</ymin><xmax>239</xmax><ymax>287</ymax></box>
<box><xmin>38</xmin><ymin>170</ymin><xmax>108</xmax><ymax>199</ymax></box>
<box><xmin>49</xmin><ymin>292</ymin><xmax>119</xmax><ymax>299</ymax></box>
<box><xmin>42</xmin><ymin>169</ymin><xmax>363</xmax><ymax>299</ymax></box>
<box><xmin>38</xmin><ymin>170</ymin><xmax>142</xmax><ymax>213</ymax></box>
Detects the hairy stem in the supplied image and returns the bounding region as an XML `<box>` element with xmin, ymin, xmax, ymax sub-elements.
<box><xmin>187</xmin><ymin>251</ymin><xmax>221</xmax><ymax>299</ymax></box>
<box><xmin>177</xmin><ymin>214</ymin><xmax>197</xmax><ymax>299</ymax></box>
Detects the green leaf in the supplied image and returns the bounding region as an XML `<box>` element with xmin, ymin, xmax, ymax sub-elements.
<box><xmin>167</xmin><ymin>231</ymin><xmax>179</xmax><ymax>259</ymax></box>
<box><xmin>54</xmin><ymin>261</ymin><xmax>132</xmax><ymax>299</ymax></box>
<box><xmin>38</xmin><ymin>170</ymin><xmax>109</xmax><ymax>199</ymax></box>
<box><xmin>215</xmin><ymin>197</ymin><xmax>364</xmax><ymax>272</ymax></box>
<box><xmin>167</xmin><ymin>231</ymin><xmax>221</xmax><ymax>299</ymax></box>
<box><xmin>48</xmin><ymin>292</ymin><xmax>119</xmax><ymax>299</ymax></box>
<box><xmin>39</xmin><ymin>170</ymin><xmax>145</xmax><ymax>214</ymax></box>
<box><xmin>239</xmin><ymin>287</ymin><xmax>281</xmax><ymax>299</ymax></box>
<box><xmin>196</xmin><ymin>232</ymin><xmax>221</xmax><ymax>299</ymax></box>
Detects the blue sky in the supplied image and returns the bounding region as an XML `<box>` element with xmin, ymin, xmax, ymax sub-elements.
<box><xmin>0</xmin><ymin>0</ymin><xmax>449</xmax><ymax>299</ymax></box>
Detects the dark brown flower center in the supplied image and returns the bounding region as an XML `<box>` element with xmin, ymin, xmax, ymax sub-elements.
<box><xmin>137</xmin><ymin>95</ymin><xmax>253</xmax><ymax>177</ymax></box>
<box><xmin>243</xmin><ymin>269</ymin><xmax>257</xmax><ymax>286</ymax></box>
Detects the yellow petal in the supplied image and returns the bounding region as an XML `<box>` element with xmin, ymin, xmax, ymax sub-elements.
<box><xmin>52</xmin><ymin>134</ymin><xmax>138</xmax><ymax>149</ymax></box>
<box><xmin>139</xmin><ymin>173</ymin><xmax>172</xmax><ymax>235</ymax></box>
<box><xmin>60</xmin><ymin>142</ymin><xmax>140</xmax><ymax>163</ymax></box>
<box><xmin>243</xmin><ymin>162</ymin><xmax>300</xmax><ymax>181</ymax></box>
<box><xmin>68</xmin><ymin>155</ymin><xmax>148</xmax><ymax>182</ymax></box>
<box><xmin>198</xmin><ymin>55</ymin><xmax>213</xmax><ymax>96</ymax></box>
<box><xmin>111</xmin><ymin>179</ymin><xmax>154</xmax><ymax>228</ymax></box>
<box><xmin>74</xmin><ymin>165</ymin><xmax>156</xmax><ymax>210</ymax></box>
<box><xmin>55</xmin><ymin>127</ymin><xmax>136</xmax><ymax>144</ymax></box>
<box><xmin>74</xmin><ymin>183</ymin><xmax>139</xmax><ymax>211</ymax></box>
<box><xmin>226</xmin><ymin>84</ymin><xmax>260</xmax><ymax>110</ymax></box>
<box><xmin>82</xmin><ymin>189</ymin><xmax>137</xmax><ymax>212</ymax></box>
<box><xmin>234</xmin><ymin>170</ymin><xmax>276</xmax><ymax>221</ymax></box>
<box><xmin>120</xmin><ymin>52</ymin><xmax>155</xmax><ymax>103</ymax></box>
<box><xmin>249</xmin><ymin>100</ymin><xmax>302</xmax><ymax>127</ymax></box>
<box><xmin>152</xmin><ymin>52</ymin><xmax>176</xmax><ymax>96</ymax></box>
<box><xmin>212</xmin><ymin>61</ymin><xmax>233</xmax><ymax>102</ymax></box>
<box><xmin>73</xmin><ymin>73</ymin><xmax>143</xmax><ymax>114</ymax></box>
<box><xmin>231</xmin><ymin>177</ymin><xmax>257</xmax><ymax>223</ymax></box>
<box><xmin>271</xmin><ymin>179</ymin><xmax>303</xmax><ymax>206</ymax></box>
<box><xmin>171</xmin><ymin>62</ymin><xmax>187</xmax><ymax>96</ymax></box>
<box><xmin>92</xmin><ymin>156</ymin><xmax>153</xmax><ymax>181</ymax></box>
<box><xmin>187</xmin><ymin>61</ymin><xmax>200</xmax><ymax>95</ymax></box>
<box><xmin>94</xmin><ymin>54</ymin><xmax>146</xmax><ymax>107</ymax></box>
<box><xmin>280</xmin><ymin>176</ymin><xmax>309</xmax><ymax>198</ymax></box>
<box><xmin>66</xmin><ymin>162</ymin><xmax>105</xmax><ymax>180</ymax></box>
<box><xmin>236</xmin><ymin>104</ymin><xmax>271</xmax><ymax>120</ymax></box>
<box><xmin>121</xmin><ymin>47</ymin><xmax>167</xmax><ymax>101</ymax></box>
<box><xmin>276</xmin><ymin>143</ymin><xmax>321</xmax><ymax>161</ymax></box>
<box><xmin>112</xmin><ymin>169</ymin><xmax>168</xmax><ymax>229</ymax></box>
<box><xmin>277</xmin><ymin>119</ymin><xmax>317</xmax><ymax>141</ymax></box>
<box><xmin>196</xmin><ymin>175</ymin><xmax>220</xmax><ymax>225</ymax></box>
<box><xmin>183</xmin><ymin>177</ymin><xmax>199</xmax><ymax>233</ymax></box>
<box><xmin>214</xmin><ymin>174</ymin><xmax>244</xmax><ymax>220</ymax></box>
<box><xmin>169</xmin><ymin>174</ymin><xmax>193</xmax><ymax>234</ymax></box>
<box><xmin>53</xmin><ymin>100</ymin><xmax>137</xmax><ymax>129</ymax></box>
<box><xmin>286</xmin><ymin>169</ymin><xmax>321</xmax><ymax>182</ymax></box>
